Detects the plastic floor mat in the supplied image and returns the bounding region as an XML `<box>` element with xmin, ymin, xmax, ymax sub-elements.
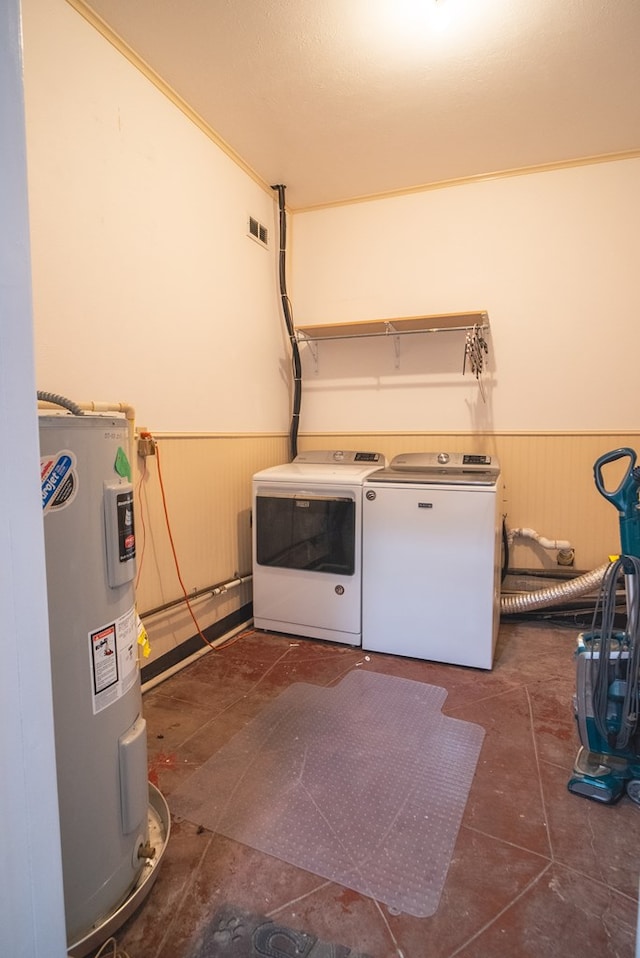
<box><xmin>170</xmin><ymin>670</ymin><xmax>485</xmax><ymax>918</ymax></box>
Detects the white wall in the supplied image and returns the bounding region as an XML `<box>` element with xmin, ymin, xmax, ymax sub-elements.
<box><xmin>23</xmin><ymin>1</ymin><xmax>639</xmax><ymax>440</ymax></box>
<box><xmin>21</xmin><ymin>0</ymin><xmax>289</xmax><ymax>434</ymax></box>
<box><xmin>1</xmin><ymin>1</ymin><xmax>67</xmax><ymax>954</ymax></box>
<box><xmin>291</xmin><ymin>159</ymin><xmax>640</xmax><ymax>433</ymax></box>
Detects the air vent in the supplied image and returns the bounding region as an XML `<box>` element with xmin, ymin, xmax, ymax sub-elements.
<box><xmin>248</xmin><ymin>216</ymin><xmax>269</xmax><ymax>248</ymax></box>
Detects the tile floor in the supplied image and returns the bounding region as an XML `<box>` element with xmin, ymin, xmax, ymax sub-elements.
<box><xmin>109</xmin><ymin>622</ymin><xmax>640</xmax><ymax>958</ymax></box>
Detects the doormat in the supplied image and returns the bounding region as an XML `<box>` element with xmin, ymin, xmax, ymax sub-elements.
<box><xmin>188</xmin><ymin>904</ymin><xmax>372</xmax><ymax>957</ymax></box>
<box><xmin>170</xmin><ymin>670</ymin><xmax>485</xmax><ymax>918</ymax></box>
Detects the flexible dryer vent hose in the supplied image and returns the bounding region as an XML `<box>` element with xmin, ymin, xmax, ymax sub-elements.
<box><xmin>500</xmin><ymin>562</ymin><xmax>610</xmax><ymax>615</ymax></box>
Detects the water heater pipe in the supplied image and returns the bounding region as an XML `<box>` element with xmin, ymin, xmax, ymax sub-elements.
<box><xmin>38</xmin><ymin>397</ymin><xmax>136</xmax><ymax>472</ymax></box>
<box><xmin>500</xmin><ymin>561</ymin><xmax>610</xmax><ymax>615</ymax></box>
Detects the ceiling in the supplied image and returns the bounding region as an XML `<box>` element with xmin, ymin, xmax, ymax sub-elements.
<box><xmin>81</xmin><ymin>0</ymin><xmax>640</xmax><ymax>209</ymax></box>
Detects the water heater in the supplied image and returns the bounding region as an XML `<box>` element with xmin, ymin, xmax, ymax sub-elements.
<box><xmin>39</xmin><ymin>410</ymin><xmax>161</xmax><ymax>952</ymax></box>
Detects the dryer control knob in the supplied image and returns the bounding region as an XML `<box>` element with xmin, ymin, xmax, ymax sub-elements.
<box><xmin>437</xmin><ymin>452</ymin><xmax>450</xmax><ymax>464</ymax></box>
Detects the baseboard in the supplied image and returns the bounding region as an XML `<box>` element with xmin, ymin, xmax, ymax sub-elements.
<box><xmin>140</xmin><ymin>602</ymin><xmax>253</xmax><ymax>684</ymax></box>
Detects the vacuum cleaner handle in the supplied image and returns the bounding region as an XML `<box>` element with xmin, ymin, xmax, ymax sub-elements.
<box><xmin>594</xmin><ymin>447</ymin><xmax>640</xmax><ymax>560</ymax></box>
<box><xmin>594</xmin><ymin>447</ymin><xmax>638</xmax><ymax>513</ymax></box>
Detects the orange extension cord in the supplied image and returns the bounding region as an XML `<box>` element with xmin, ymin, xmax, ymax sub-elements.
<box><xmin>148</xmin><ymin>440</ymin><xmax>217</xmax><ymax>651</ymax></box>
<box><xmin>135</xmin><ymin>437</ymin><xmax>252</xmax><ymax>653</ymax></box>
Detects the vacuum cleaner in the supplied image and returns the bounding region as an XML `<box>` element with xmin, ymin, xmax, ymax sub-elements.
<box><xmin>568</xmin><ymin>447</ymin><xmax>640</xmax><ymax>804</ymax></box>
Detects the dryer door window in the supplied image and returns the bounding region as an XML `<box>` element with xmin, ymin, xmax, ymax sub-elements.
<box><xmin>256</xmin><ymin>494</ymin><xmax>355</xmax><ymax>575</ymax></box>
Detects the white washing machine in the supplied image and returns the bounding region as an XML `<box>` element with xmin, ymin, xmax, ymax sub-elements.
<box><xmin>252</xmin><ymin>450</ymin><xmax>385</xmax><ymax>645</ymax></box>
<box><xmin>362</xmin><ymin>452</ymin><xmax>502</xmax><ymax>669</ymax></box>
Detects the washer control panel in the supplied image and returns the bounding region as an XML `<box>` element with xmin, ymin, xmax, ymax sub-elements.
<box><xmin>294</xmin><ymin>450</ymin><xmax>385</xmax><ymax>466</ymax></box>
<box><xmin>365</xmin><ymin>451</ymin><xmax>500</xmax><ymax>486</ymax></box>
<box><xmin>390</xmin><ymin>452</ymin><xmax>494</xmax><ymax>472</ymax></box>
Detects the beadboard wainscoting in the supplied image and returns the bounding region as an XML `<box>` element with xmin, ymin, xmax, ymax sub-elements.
<box><xmin>134</xmin><ymin>433</ymin><xmax>288</xmax><ymax>668</ymax></box>
<box><xmin>299</xmin><ymin>432</ymin><xmax>640</xmax><ymax>573</ymax></box>
<box><xmin>134</xmin><ymin>430</ymin><xmax>639</xmax><ymax>674</ymax></box>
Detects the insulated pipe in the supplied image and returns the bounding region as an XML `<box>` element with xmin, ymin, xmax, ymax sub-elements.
<box><xmin>500</xmin><ymin>562</ymin><xmax>610</xmax><ymax>615</ymax></box>
<box><xmin>507</xmin><ymin>527</ymin><xmax>573</xmax><ymax>552</ymax></box>
<box><xmin>36</xmin><ymin>391</ymin><xmax>84</xmax><ymax>416</ymax></box>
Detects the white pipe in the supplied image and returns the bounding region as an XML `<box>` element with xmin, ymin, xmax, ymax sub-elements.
<box><xmin>140</xmin><ymin>573</ymin><xmax>252</xmax><ymax>621</ymax></box>
<box><xmin>37</xmin><ymin>398</ymin><xmax>135</xmax><ymax>420</ymax></box>
<box><xmin>508</xmin><ymin>527</ymin><xmax>573</xmax><ymax>552</ymax></box>
<box><xmin>208</xmin><ymin>575</ymin><xmax>250</xmax><ymax>597</ymax></box>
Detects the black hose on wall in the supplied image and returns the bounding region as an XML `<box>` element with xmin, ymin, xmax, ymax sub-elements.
<box><xmin>271</xmin><ymin>184</ymin><xmax>302</xmax><ymax>461</ymax></box>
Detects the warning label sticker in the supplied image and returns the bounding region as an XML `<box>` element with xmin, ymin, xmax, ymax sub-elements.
<box><xmin>41</xmin><ymin>450</ymin><xmax>78</xmax><ymax>514</ymax></box>
<box><xmin>89</xmin><ymin>606</ymin><xmax>138</xmax><ymax>714</ymax></box>
<box><xmin>90</xmin><ymin>623</ymin><xmax>119</xmax><ymax>695</ymax></box>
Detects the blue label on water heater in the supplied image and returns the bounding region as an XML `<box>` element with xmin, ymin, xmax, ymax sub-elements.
<box><xmin>41</xmin><ymin>450</ymin><xmax>78</xmax><ymax>513</ymax></box>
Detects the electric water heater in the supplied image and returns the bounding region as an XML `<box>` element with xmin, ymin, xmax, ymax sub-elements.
<box><xmin>39</xmin><ymin>411</ymin><xmax>151</xmax><ymax>949</ymax></box>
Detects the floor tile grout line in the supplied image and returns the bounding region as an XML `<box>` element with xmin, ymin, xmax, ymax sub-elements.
<box><xmin>461</xmin><ymin>823</ymin><xmax>553</xmax><ymax>862</ymax></box>
<box><xmin>326</xmin><ymin>659</ymin><xmax>373</xmax><ymax>687</ymax></box>
<box><xmin>371</xmin><ymin>898</ymin><xmax>406</xmax><ymax>958</ymax></box>
<box><xmin>194</xmin><ymin>698</ymin><xmax>309</xmax><ymax>840</ymax></box>
<box><xmin>142</xmin><ymin>642</ymin><xmax>297</xmax><ymax>708</ymax></box>
<box><xmin>172</xmin><ymin>645</ymin><xmax>296</xmax><ymax>751</ymax></box>
<box><xmin>442</xmin><ymin>667</ymin><xmax>577</xmax><ymax>720</ymax></box>
<box><xmin>156</xmin><ymin>645</ymin><xmax>364</xmax><ymax>757</ymax></box>
<box><xmin>462</xmin><ymin>821</ymin><xmax>640</xmax><ymax>916</ymax></box>
<box><xmin>149</xmin><ymin>831</ymin><xmax>214</xmax><ymax>958</ymax></box>
<box><xmin>264</xmin><ymin>878</ymin><xmax>333</xmax><ymax>919</ymax></box>
<box><xmin>525</xmin><ymin>683</ymin><xmax>555</xmax><ymax>862</ymax></box>
<box><xmin>266</xmin><ymin>880</ymin><xmax>405</xmax><ymax>958</ymax></box>
<box><xmin>444</xmin><ymin>860</ymin><xmax>553</xmax><ymax>958</ymax></box>
<box><xmin>443</xmin><ymin>681</ymin><xmax>531</xmax><ymax>716</ymax></box>
<box><xmin>275</xmin><ymin>644</ymin><xmax>364</xmax><ymax>667</ymax></box>
<box><xmin>153</xmin><ymin>658</ymin><xmax>375</xmax><ymax>838</ymax></box>
<box><xmin>539</xmin><ymin>756</ymin><xmax>578</xmax><ymax>774</ymax></box>
<box><xmin>157</xmin><ymin>652</ymin><xmax>362</xmax><ymax>707</ymax></box>
<box><xmin>146</xmin><ymin>649</ymin><xmax>296</xmax><ymax>711</ymax></box>
<box><xmin>551</xmin><ymin>858</ymin><xmax>640</xmax><ymax>906</ymax></box>
<box><xmin>288</xmin><ymin>772</ymin><xmax>409</xmax><ymax>912</ymax></box>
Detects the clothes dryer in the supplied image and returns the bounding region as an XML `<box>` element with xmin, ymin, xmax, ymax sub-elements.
<box><xmin>253</xmin><ymin>450</ymin><xmax>385</xmax><ymax>644</ymax></box>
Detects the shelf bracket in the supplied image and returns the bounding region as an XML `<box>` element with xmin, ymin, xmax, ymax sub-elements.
<box><xmin>384</xmin><ymin>322</ymin><xmax>401</xmax><ymax>368</ymax></box>
<box><xmin>305</xmin><ymin>337</ymin><xmax>319</xmax><ymax>372</ymax></box>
